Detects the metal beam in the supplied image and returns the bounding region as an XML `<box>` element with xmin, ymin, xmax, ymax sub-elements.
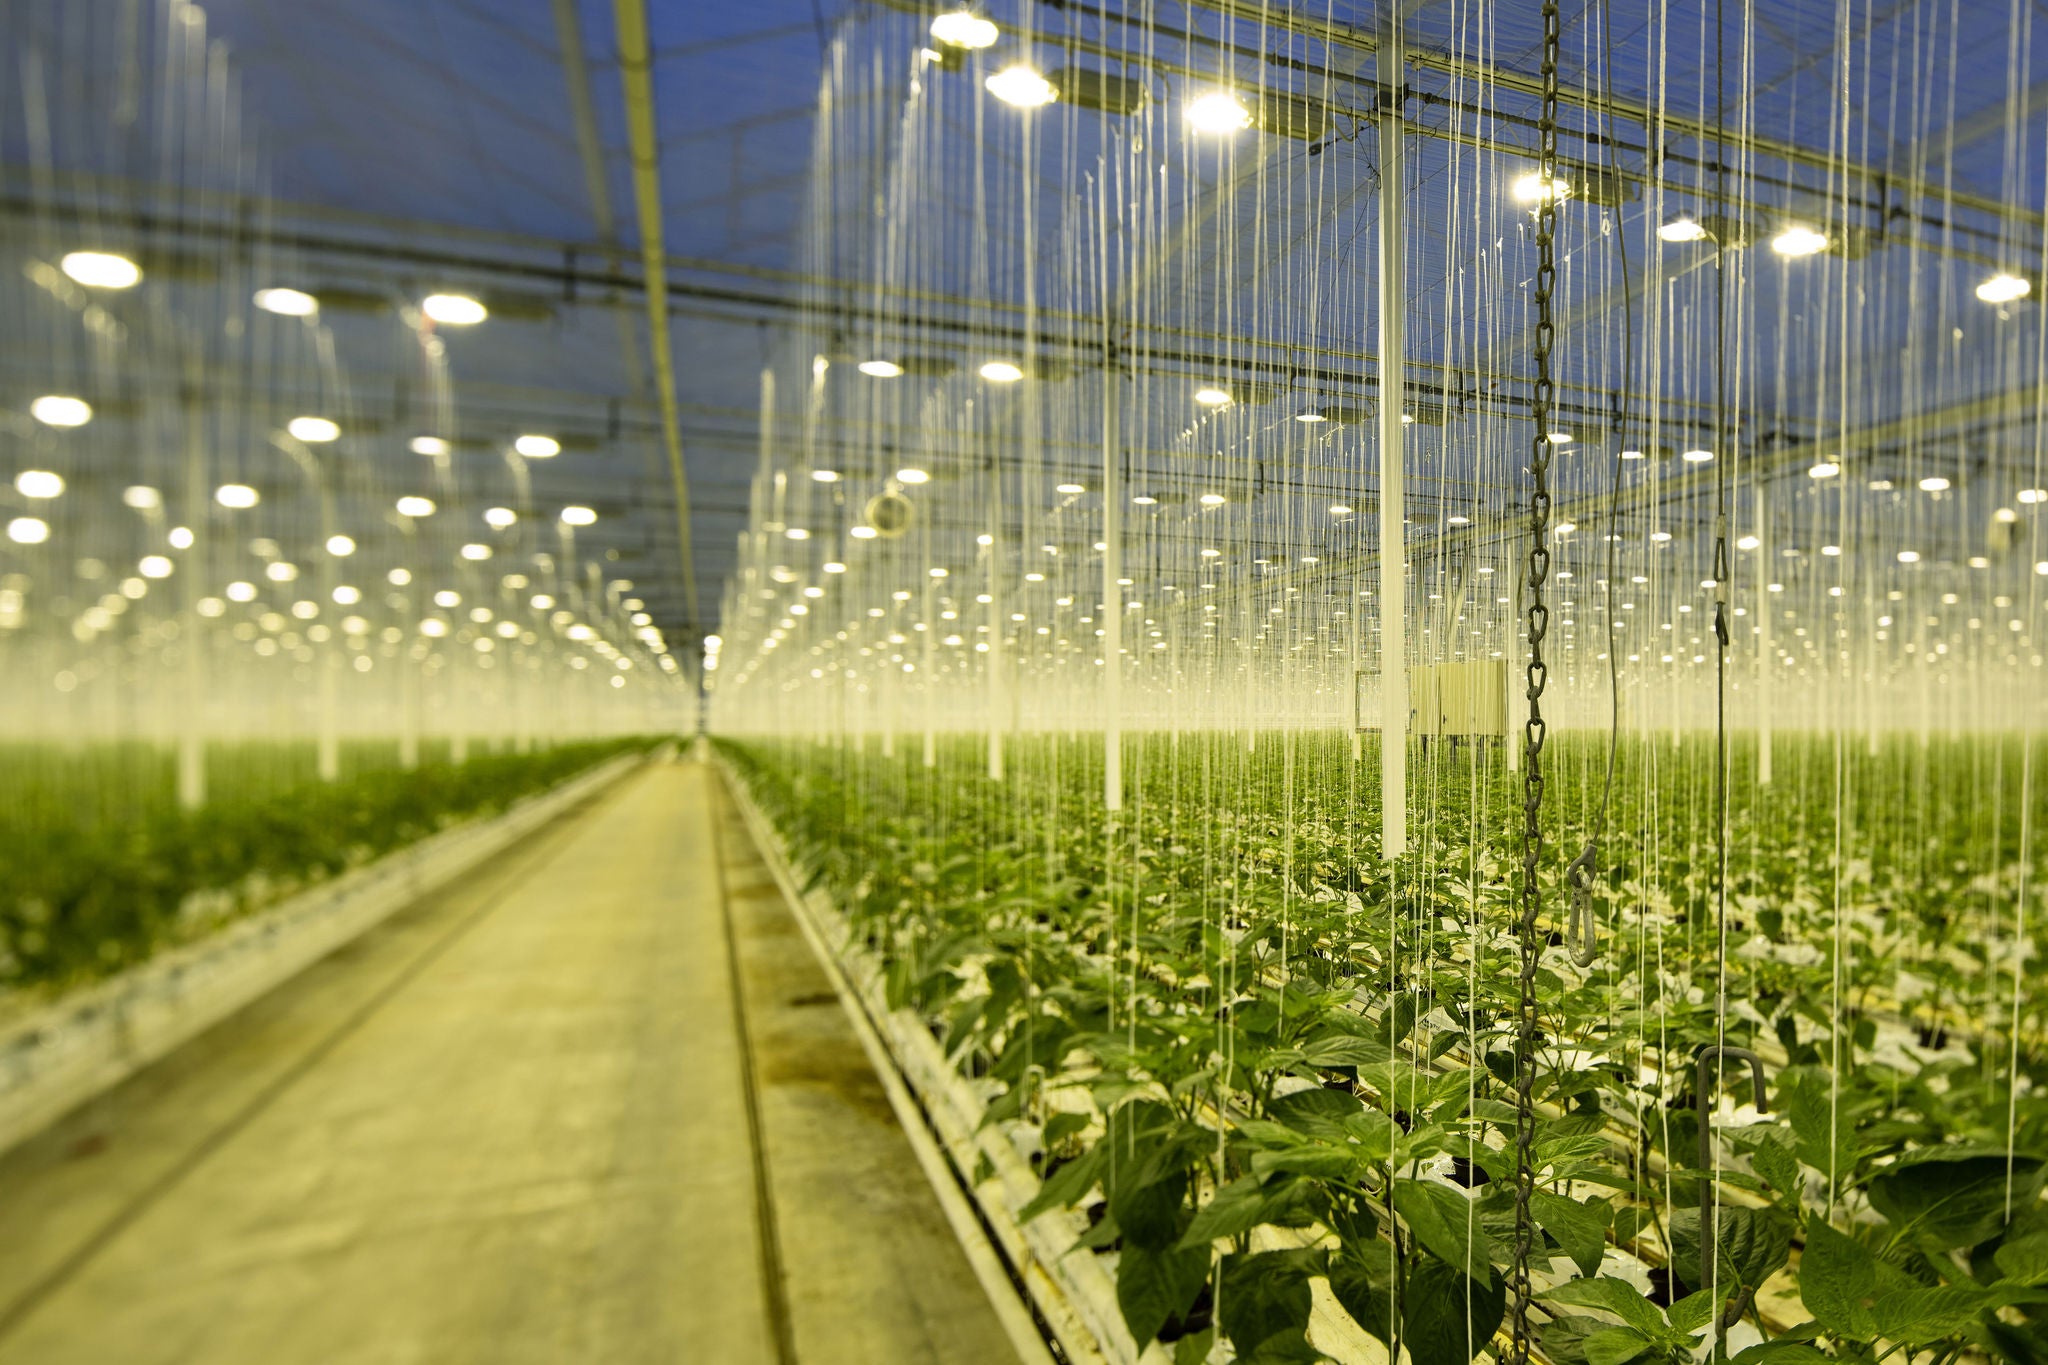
<box><xmin>616</xmin><ymin>0</ymin><xmax>699</xmax><ymax>634</ymax></box>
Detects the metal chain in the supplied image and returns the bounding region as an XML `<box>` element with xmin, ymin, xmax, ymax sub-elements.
<box><xmin>1511</xmin><ymin>3</ymin><xmax>1562</xmax><ymax>1362</ymax></box>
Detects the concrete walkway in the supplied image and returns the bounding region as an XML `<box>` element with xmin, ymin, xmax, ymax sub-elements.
<box><xmin>0</xmin><ymin>755</ymin><xmax>1022</xmax><ymax>1365</ymax></box>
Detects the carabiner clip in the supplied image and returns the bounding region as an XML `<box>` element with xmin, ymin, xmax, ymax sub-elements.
<box><xmin>1564</xmin><ymin>842</ymin><xmax>1599</xmax><ymax>968</ymax></box>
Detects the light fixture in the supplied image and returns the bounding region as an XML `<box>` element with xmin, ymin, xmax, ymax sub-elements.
<box><xmin>1820</xmin><ymin>544</ymin><xmax>1842</xmax><ymax>557</ymax></box>
<box><xmin>15</xmin><ymin>470</ymin><xmax>64</xmax><ymax>499</ymax></box>
<box><xmin>6</xmin><ymin>516</ymin><xmax>49</xmax><ymax>544</ymax></box>
<box><xmin>2019</xmin><ymin>489</ymin><xmax>2048</xmax><ymax>504</ymax></box>
<box><xmin>1510</xmin><ymin>171</ymin><xmax>1572</xmax><ymax>205</ymax></box>
<box><xmin>1329</xmin><ymin>503</ymin><xmax>1353</xmax><ymax>515</ymax></box>
<box><xmin>288</xmin><ymin>416</ymin><xmax>340</xmax><ymax>443</ymax></box>
<box><xmin>824</xmin><ymin>561</ymin><xmax>847</xmax><ymax>573</ymax></box>
<box><xmin>1918</xmin><ymin>476</ymin><xmax>1950</xmax><ymax>492</ymax></box>
<box><xmin>1200</xmin><ymin>547</ymin><xmax>1222</xmax><ymax>558</ymax></box>
<box><xmin>1546</xmin><ymin>430</ymin><xmax>1574</xmax><ymax>445</ymax></box>
<box><xmin>325</xmin><ymin>534</ymin><xmax>356</xmax><ymax>556</ymax></box>
<box><xmin>419</xmin><ymin>617</ymin><xmax>450</xmax><ymax>638</ymax></box>
<box><xmin>986</xmin><ymin>66</ymin><xmax>1058</xmax><ymax>109</ymax></box>
<box><xmin>1294</xmin><ymin>408</ymin><xmax>1328</xmax><ymax>423</ymax></box>
<box><xmin>139</xmin><ymin>554</ymin><xmax>173</xmax><ymax>579</ymax></box>
<box><xmin>421</xmin><ymin>293</ymin><xmax>488</xmax><ymax>326</ymax></box>
<box><xmin>30</xmin><ymin>395</ymin><xmax>92</xmax><ymax>427</ymax></box>
<box><xmin>808</xmin><ymin>471</ymin><xmax>843</xmax><ymax>486</ymax></box>
<box><xmin>461</xmin><ymin>542</ymin><xmax>493</xmax><ymax>560</ymax></box>
<box><xmin>1553</xmin><ymin>520</ymin><xmax>1577</xmax><ymax>535</ymax></box>
<box><xmin>1184</xmin><ymin>90</ymin><xmax>1253</xmax><ymax>134</ymax></box>
<box><xmin>1657</xmin><ymin>215</ymin><xmax>1708</xmax><ymax>243</ymax></box>
<box><xmin>215</xmin><ymin>483</ymin><xmax>260</xmax><ymax>509</ymax></box>
<box><xmin>253</xmin><ymin>287</ymin><xmax>318</xmax><ymax>316</ymax></box>
<box><xmin>857</xmin><ymin>360</ymin><xmax>903</xmax><ymax>378</ymax></box>
<box><xmin>850</xmin><ymin>526</ymin><xmax>879</xmax><ymax>540</ymax></box>
<box><xmin>978</xmin><ymin>360</ymin><xmax>1025</xmax><ymax>383</ymax></box>
<box><xmin>1869</xmin><ymin>478</ymin><xmax>1896</xmax><ymax>491</ymax></box>
<box><xmin>266</xmin><ymin>561</ymin><xmax>299</xmax><ymax>583</ymax></box>
<box><xmin>786</xmin><ymin>527</ymin><xmax>811</xmax><ymax>540</ymax></box>
<box><xmin>1131</xmin><ymin>494</ymin><xmax>1158</xmax><ymax>506</ymax></box>
<box><xmin>896</xmin><ymin>467</ymin><xmax>931</xmax><ymax>484</ymax></box>
<box><xmin>1897</xmin><ymin>550</ymin><xmax>1921</xmax><ymax>563</ymax></box>
<box><xmin>1447</xmin><ymin>514</ymin><xmax>1471</xmax><ymax>526</ymax></box>
<box><xmin>1620</xmin><ymin>449</ymin><xmax>1647</xmax><ymax>461</ymax></box>
<box><xmin>396</xmin><ymin>495</ymin><xmax>436</xmax><ymax>517</ymax></box>
<box><xmin>1996</xmin><ymin>507</ymin><xmax>2020</xmax><ymax>524</ymax></box>
<box><xmin>1056</xmin><ymin>482</ymin><xmax>1086</xmax><ymax>494</ymax></box>
<box><xmin>1737</xmin><ymin>534</ymin><xmax>1761</xmax><ymax>550</ymax></box>
<box><xmin>559</xmin><ymin>505</ymin><xmax>597</xmax><ymax>526</ymax></box>
<box><xmin>411</xmin><ymin>436</ymin><xmax>451</xmax><ymax>457</ymax></box>
<box><xmin>434</xmin><ymin>590</ymin><xmax>462</xmax><ymax>608</ymax></box>
<box><xmin>60</xmin><ymin>251</ymin><xmax>141</xmax><ymax>289</ymax></box>
<box><xmin>123</xmin><ymin>485</ymin><xmax>161</xmax><ymax>511</ymax></box>
<box><xmin>1649</xmin><ymin>530</ymin><xmax>1673</xmax><ymax>542</ymax></box>
<box><xmin>1194</xmin><ymin>387</ymin><xmax>1233</xmax><ymax>407</ymax></box>
<box><xmin>227</xmin><ymin>580</ymin><xmax>258</xmax><ymax>601</ymax></box>
<box><xmin>1808</xmin><ymin>461</ymin><xmax>1840</xmax><ymax>479</ymax></box>
<box><xmin>484</xmin><ymin>506</ymin><xmax>517</xmax><ymax>530</ymax></box>
<box><xmin>929</xmin><ymin>10</ymin><xmax>999</xmax><ymax>47</ymax></box>
<box><xmin>334</xmin><ymin>585</ymin><xmax>362</xmax><ymax>606</ymax></box>
<box><xmin>1769</xmin><ymin>224</ymin><xmax>1829</xmax><ymax>257</ymax></box>
<box><xmin>1199</xmin><ymin>492</ymin><xmax>1227</xmax><ymax>506</ymax></box>
<box><xmin>1681</xmin><ymin>448</ymin><xmax>1715</xmax><ymax>463</ymax></box>
<box><xmin>1977</xmin><ymin>273</ymin><xmax>2032</xmax><ymax>304</ymax></box>
<box><xmin>514</xmin><ymin>434</ymin><xmax>560</xmax><ymax>458</ymax></box>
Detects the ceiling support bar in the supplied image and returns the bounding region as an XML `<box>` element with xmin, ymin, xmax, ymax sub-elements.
<box><xmin>614</xmin><ymin>0</ymin><xmax>701</xmax><ymax>638</ymax></box>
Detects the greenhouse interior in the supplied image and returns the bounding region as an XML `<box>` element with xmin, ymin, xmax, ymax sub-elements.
<box><xmin>1</xmin><ymin>0</ymin><xmax>2045</xmax><ymax>1363</ymax></box>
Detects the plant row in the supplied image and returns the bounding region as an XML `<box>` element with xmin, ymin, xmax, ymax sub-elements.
<box><xmin>1</xmin><ymin>736</ymin><xmax>658</xmax><ymax>990</ymax></box>
<box><xmin>722</xmin><ymin>731</ymin><xmax>2048</xmax><ymax>1365</ymax></box>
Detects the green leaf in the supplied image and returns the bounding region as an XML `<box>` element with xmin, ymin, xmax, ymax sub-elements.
<box><xmin>1741</xmin><ymin>1130</ymin><xmax>1803</xmax><ymax>1198</ymax></box>
<box><xmin>1250</xmin><ymin>1137</ymin><xmax>1370</xmax><ymax>1183</ymax></box>
<box><xmin>1043</xmin><ymin>1111</ymin><xmax>1090</xmax><ymax>1151</ymax></box>
<box><xmin>1395</xmin><ymin>1180</ymin><xmax>1494</xmax><ymax>1285</ymax></box>
<box><xmin>1218</xmin><ymin>1249</ymin><xmax>1321</xmax><ymax>1363</ymax></box>
<box><xmin>1728</xmin><ymin>1342</ymin><xmax>1834</xmax><ymax>1365</ymax></box>
<box><xmin>1666</xmin><ymin>1205</ymin><xmax>1793</xmax><ymax>1292</ymax></box>
<box><xmin>1269</xmin><ymin>1086</ymin><xmax>1366</xmax><ymax>1140</ymax></box>
<box><xmin>1539</xmin><ymin>1315</ymin><xmax>1605</xmax><ymax>1365</ymax></box>
<box><xmin>1300</xmin><ymin>1033</ymin><xmax>1397</xmax><ymax>1069</ymax></box>
<box><xmin>1583</xmin><ymin>1327</ymin><xmax>1657</xmax><ymax>1365</ymax></box>
<box><xmin>1782</xmin><ymin>1074</ymin><xmax>1864</xmax><ymax>1182</ymax></box>
<box><xmin>1666</xmin><ymin>1290</ymin><xmax>1717</xmax><ymax>1336</ymax></box>
<box><xmin>1327</xmin><ymin>1239</ymin><xmax>1398</xmax><ymax>1346</ymax></box>
<box><xmin>1402</xmin><ymin>1259</ymin><xmax>1508</xmax><ymax>1365</ymax></box>
<box><xmin>1379</xmin><ymin>993</ymin><xmax>1422</xmax><ymax>1046</ymax></box>
<box><xmin>1178</xmin><ymin>1176</ymin><xmax>1294</xmax><ymax>1249</ymax></box>
<box><xmin>1117</xmin><ymin>1242</ymin><xmax>1211</xmax><ymax>1347</ymax></box>
<box><xmin>1109</xmin><ymin>1168</ymin><xmax>1190</xmax><ymax>1250</ymax></box>
<box><xmin>1868</xmin><ymin>1285</ymin><xmax>1994</xmax><ymax>1344</ymax></box>
<box><xmin>1797</xmin><ymin>1221</ymin><xmax>1986</xmax><ymax>1344</ymax></box>
<box><xmin>1020</xmin><ymin>1144</ymin><xmax>1105</xmax><ymax>1223</ymax></box>
<box><xmin>1173</xmin><ymin>1330</ymin><xmax>1217</xmax><ymax>1365</ymax></box>
<box><xmin>1997</xmin><ymin>1233</ymin><xmax>2048</xmax><ymax>1287</ymax></box>
<box><xmin>1541</xmin><ymin>1276</ymin><xmax>1668</xmax><ymax>1338</ymax></box>
<box><xmin>1533</xmin><ymin>1190</ymin><xmax>1614</xmax><ymax>1277</ymax></box>
<box><xmin>1867</xmin><ymin>1146</ymin><xmax>2045</xmax><ymax>1250</ymax></box>
<box><xmin>1798</xmin><ymin>1222</ymin><xmax>1882</xmax><ymax>1339</ymax></box>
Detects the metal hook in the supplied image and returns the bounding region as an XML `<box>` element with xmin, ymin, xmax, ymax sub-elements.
<box><xmin>1564</xmin><ymin>842</ymin><xmax>1599</xmax><ymax>968</ymax></box>
<box><xmin>1695</xmin><ymin>1045</ymin><xmax>1770</xmax><ymax>1332</ymax></box>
